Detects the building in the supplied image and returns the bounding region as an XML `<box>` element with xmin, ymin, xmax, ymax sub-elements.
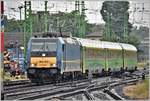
<box><xmin>85</xmin><ymin>31</ymin><xmax>103</xmax><ymax>40</ymax></box>
<box><xmin>138</xmin><ymin>37</ymin><xmax>149</xmax><ymax>62</ymax></box>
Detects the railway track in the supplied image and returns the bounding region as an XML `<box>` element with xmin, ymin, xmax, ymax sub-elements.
<box><xmin>46</xmin><ymin>77</ymin><xmax>141</xmax><ymax>100</ymax></box>
<box><xmin>3</xmin><ymin>79</ymin><xmax>30</xmax><ymax>86</ymax></box>
<box><xmin>3</xmin><ymin>79</ymin><xmax>32</xmax><ymax>92</ymax></box>
<box><xmin>4</xmin><ymin>77</ymin><xmax>119</xmax><ymax>100</ymax></box>
<box><xmin>3</xmin><ymin>83</ymin><xmax>34</xmax><ymax>91</ymax></box>
<box><xmin>102</xmin><ymin>78</ymin><xmax>140</xmax><ymax>100</ymax></box>
<box><xmin>3</xmin><ymin>76</ymin><xmax>118</xmax><ymax>93</ymax></box>
<box><xmin>46</xmin><ymin>71</ymin><xmax>147</xmax><ymax>100</ymax></box>
<box><xmin>3</xmin><ymin>79</ymin><xmax>90</xmax><ymax>94</ymax></box>
<box><xmin>3</xmin><ymin>69</ymin><xmax>148</xmax><ymax>100</ymax></box>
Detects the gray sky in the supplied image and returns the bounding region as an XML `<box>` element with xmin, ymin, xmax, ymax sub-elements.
<box><xmin>4</xmin><ymin>0</ymin><xmax>150</xmax><ymax>27</ymax></box>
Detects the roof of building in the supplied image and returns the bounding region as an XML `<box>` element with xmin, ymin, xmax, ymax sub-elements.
<box><xmin>86</xmin><ymin>31</ymin><xmax>103</xmax><ymax>37</ymax></box>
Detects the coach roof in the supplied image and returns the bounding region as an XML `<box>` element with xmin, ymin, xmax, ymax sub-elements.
<box><xmin>120</xmin><ymin>43</ymin><xmax>137</xmax><ymax>51</ymax></box>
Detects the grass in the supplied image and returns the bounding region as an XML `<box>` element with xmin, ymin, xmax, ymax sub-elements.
<box><xmin>0</xmin><ymin>68</ymin><xmax>4</xmax><ymax>81</ymax></box>
<box><xmin>137</xmin><ymin>62</ymin><xmax>148</xmax><ymax>69</ymax></box>
<box><xmin>0</xmin><ymin>68</ymin><xmax>27</xmax><ymax>81</ymax></box>
<box><xmin>123</xmin><ymin>78</ymin><xmax>149</xmax><ymax>100</ymax></box>
<box><xmin>4</xmin><ymin>72</ymin><xmax>27</xmax><ymax>81</ymax></box>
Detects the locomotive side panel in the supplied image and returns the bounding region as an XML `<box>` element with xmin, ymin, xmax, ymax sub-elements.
<box><xmin>63</xmin><ymin>38</ymin><xmax>81</xmax><ymax>72</ymax></box>
<box><xmin>57</xmin><ymin>37</ymin><xmax>65</xmax><ymax>70</ymax></box>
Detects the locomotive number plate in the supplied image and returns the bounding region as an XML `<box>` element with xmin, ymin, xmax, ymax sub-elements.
<box><xmin>39</xmin><ymin>63</ymin><xmax>47</xmax><ymax>66</ymax></box>
<box><xmin>38</xmin><ymin>61</ymin><xmax>49</xmax><ymax>67</ymax></box>
<box><xmin>39</xmin><ymin>61</ymin><xmax>48</xmax><ymax>63</ymax></box>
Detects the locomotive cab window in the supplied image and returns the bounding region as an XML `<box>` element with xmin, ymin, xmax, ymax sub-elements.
<box><xmin>31</xmin><ymin>42</ymin><xmax>57</xmax><ymax>52</ymax></box>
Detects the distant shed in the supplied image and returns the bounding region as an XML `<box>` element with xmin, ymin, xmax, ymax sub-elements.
<box><xmin>85</xmin><ymin>31</ymin><xmax>103</xmax><ymax>40</ymax></box>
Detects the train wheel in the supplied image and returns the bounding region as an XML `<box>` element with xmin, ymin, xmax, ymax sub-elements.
<box><xmin>71</xmin><ymin>72</ymin><xmax>74</xmax><ymax>81</ymax></box>
<box><xmin>62</xmin><ymin>72</ymin><xmax>68</xmax><ymax>82</ymax></box>
<box><xmin>56</xmin><ymin>73</ymin><xmax>61</xmax><ymax>83</ymax></box>
<box><xmin>134</xmin><ymin>66</ymin><xmax>137</xmax><ymax>71</ymax></box>
<box><xmin>82</xmin><ymin>73</ymin><xmax>87</xmax><ymax>79</ymax></box>
<box><xmin>125</xmin><ymin>67</ymin><xmax>128</xmax><ymax>72</ymax></box>
<box><xmin>108</xmin><ymin>68</ymin><xmax>111</xmax><ymax>76</ymax></box>
<box><xmin>120</xmin><ymin>67</ymin><xmax>124</xmax><ymax>74</ymax></box>
<box><xmin>79</xmin><ymin>72</ymin><xmax>83</xmax><ymax>80</ymax></box>
<box><xmin>101</xmin><ymin>68</ymin><xmax>105</xmax><ymax>76</ymax></box>
<box><xmin>85</xmin><ymin>70</ymin><xmax>89</xmax><ymax>78</ymax></box>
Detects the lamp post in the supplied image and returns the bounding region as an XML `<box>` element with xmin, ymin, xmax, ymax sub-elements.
<box><xmin>18</xmin><ymin>6</ymin><xmax>23</xmax><ymax>20</ymax></box>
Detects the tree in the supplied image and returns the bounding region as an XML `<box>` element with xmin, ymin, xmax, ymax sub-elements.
<box><xmin>128</xmin><ymin>26</ymin><xmax>149</xmax><ymax>47</ymax></box>
<box><xmin>4</xmin><ymin>16</ymin><xmax>22</xmax><ymax>32</ymax></box>
<box><xmin>47</xmin><ymin>11</ymin><xmax>88</xmax><ymax>37</ymax></box>
<box><xmin>128</xmin><ymin>35</ymin><xmax>140</xmax><ymax>47</ymax></box>
<box><xmin>100</xmin><ymin>1</ymin><xmax>132</xmax><ymax>41</ymax></box>
<box><xmin>5</xmin><ymin>11</ymin><xmax>104</xmax><ymax>37</ymax></box>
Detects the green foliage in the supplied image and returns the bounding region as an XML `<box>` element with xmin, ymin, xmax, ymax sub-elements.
<box><xmin>49</xmin><ymin>11</ymin><xmax>88</xmax><ymax>37</ymax></box>
<box><xmin>127</xmin><ymin>35</ymin><xmax>140</xmax><ymax>47</ymax></box>
<box><xmin>5</xmin><ymin>11</ymin><xmax>104</xmax><ymax>37</ymax></box>
<box><xmin>130</xmin><ymin>26</ymin><xmax>149</xmax><ymax>39</ymax></box>
<box><xmin>127</xmin><ymin>26</ymin><xmax>149</xmax><ymax>47</ymax></box>
<box><xmin>4</xmin><ymin>16</ymin><xmax>23</xmax><ymax>32</ymax></box>
<box><xmin>100</xmin><ymin>1</ymin><xmax>132</xmax><ymax>41</ymax></box>
<box><xmin>103</xmin><ymin>30</ymin><xmax>120</xmax><ymax>42</ymax></box>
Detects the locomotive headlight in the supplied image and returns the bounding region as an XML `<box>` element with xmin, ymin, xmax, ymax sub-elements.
<box><xmin>31</xmin><ymin>64</ymin><xmax>35</xmax><ymax>67</ymax></box>
<box><xmin>53</xmin><ymin>64</ymin><xmax>56</xmax><ymax>67</ymax></box>
<box><xmin>42</xmin><ymin>53</ymin><xmax>46</xmax><ymax>57</ymax></box>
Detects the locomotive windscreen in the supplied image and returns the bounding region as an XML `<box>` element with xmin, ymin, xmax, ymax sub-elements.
<box><xmin>31</xmin><ymin>42</ymin><xmax>57</xmax><ymax>52</ymax></box>
<box><xmin>29</xmin><ymin>38</ymin><xmax>58</xmax><ymax>68</ymax></box>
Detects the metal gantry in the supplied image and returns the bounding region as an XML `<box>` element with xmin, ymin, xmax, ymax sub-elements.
<box><xmin>75</xmin><ymin>0</ymin><xmax>80</xmax><ymax>37</ymax></box>
<box><xmin>123</xmin><ymin>12</ymin><xmax>128</xmax><ymax>42</ymax></box>
<box><xmin>44</xmin><ymin>1</ymin><xmax>48</xmax><ymax>33</ymax></box>
<box><xmin>80</xmin><ymin>1</ymin><xmax>86</xmax><ymax>38</ymax></box>
<box><xmin>24</xmin><ymin>1</ymin><xmax>32</xmax><ymax>63</ymax></box>
<box><xmin>75</xmin><ymin>0</ymin><xmax>86</xmax><ymax>38</ymax></box>
<box><xmin>105</xmin><ymin>12</ymin><xmax>112</xmax><ymax>41</ymax></box>
<box><xmin>18</xmin><ymin>6</ymin><xmax>23</xmax><ymax>20</ymax></box>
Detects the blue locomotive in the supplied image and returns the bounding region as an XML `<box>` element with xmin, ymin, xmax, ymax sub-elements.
<box><xmin>26</xmin><ymin>37</ymin><xmax>137</xmax><ymax>83</ymax></box>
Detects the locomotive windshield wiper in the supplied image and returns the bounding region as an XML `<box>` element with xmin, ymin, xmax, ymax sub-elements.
<box><xmin>40</xmin><ymin>41</ymin><xmax>45</xmax><ymax>51</ymax></box>
<box><xmin>46</xmin><ymin>43</ymin><xmax>50</xmax><ymax>51</ymax></box>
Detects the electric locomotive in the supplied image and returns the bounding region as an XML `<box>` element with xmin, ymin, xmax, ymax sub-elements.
<box><xmin>27</xmin><ymin>37</ymin><xmax>137</xmax><ymax>83</ymax></box>
<box><xmin>27</xmin><ymin>37</ymin><xmax>64</xmax><ymax>83</ymax></box>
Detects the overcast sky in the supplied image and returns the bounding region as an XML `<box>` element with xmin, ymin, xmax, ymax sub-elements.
<box><xmin>4</xmin><ymin>0</ymin><xmax>150</xmax><ymax>27</ymax></box>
